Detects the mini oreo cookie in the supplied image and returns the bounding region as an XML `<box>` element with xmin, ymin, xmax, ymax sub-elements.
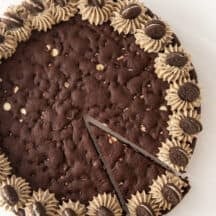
<box><xmin>145</xmin><ymin>20</ymin><xmax>166</xmax><ymax>40</ymax></box>
<box><xmin>1</xmin><ymin>185</ymin><xmax>19</xmax><ymax>206</ymax></box>
<box><xmin>169</xmin><ymin>147</ymin><xmax>189</xmax><ymax>167</ymax></box>
<box><xmin>162</xmin><ymin>184</ymin><xmax>181</xmax><ymax>206</ymax></box>
<box><xmin>178</xmin><ymin>82</ymin><xmax>200</xmax><ymax>102</ymax></box>
<box><xmin>166</xmin><ymin>52</ymin><xmax>188</xmax><ymax>68</ymax></box>
<box><xmin>97</xmin><ymin>206</ymin><xmax>114</xmax><ymax>216</ymax></box>
<box><xmin>180</xmin><ymin>117</ymin><xmax>202</xmax><ymax>135</ymax></box>
<box><xmin>121</xmin><ymin>4</ymin><xmax>142</xmax><ymax>19</ymax></box>
<box><xmin>29</xmin><ymin>202</ymin><xmax>46</xmax><ymax>216</ymax></box>
<box><xmin>136</xmin><ymin>204</ymin><xmax>155</xmax><ymax>216</ymax></box>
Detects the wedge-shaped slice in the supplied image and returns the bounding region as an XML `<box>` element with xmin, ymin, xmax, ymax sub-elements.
<box><xmin>87</xmin><ymin>124</ymin><xmax>190</xmax><ymax>216</ymax></box>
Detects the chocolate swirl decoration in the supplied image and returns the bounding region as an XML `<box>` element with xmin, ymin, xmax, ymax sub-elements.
<box><xmin>58</xmin><ymin>200</ymin><xmax>86</xmax><ymax>216</ymax></box>
<box><xmin>0</xmin><ymin>175</ymin><xmax>31</xmax><ymax>212</ymax></box>
<box><xmin>87</xmin><ymin>193</ymin><xmax>122</xmax><ymax>216</ymax></box>
<box><xmin>165</xmin><ymin>79</ymin><xmax>201</xmax><ymax>112</ymax></box>
<box><xmin>0</xmin><ymin>22</ymin><xmax>18</xmax><ymax>60</ymax></box>
<box><xmin>51</xmin><ymin>0</ymin><xmax>78</xmax><ymax>24</ymax></box>
<box><xmin>25</xmin><ymin>189</ymin><xmax>58</xmax><ymax>216</ymax></box>
<box><xmin>2</xmin><ymin>5</ymin><xmax>32</xmax><ymax>42</ymax></box>
<box><xmin>110</xmin><ymin>0</ymin><xmax>150</xmax><ymax>34</ymax></box>
<box><xmin>150</xmin><ymin>172</ymin><xmax>188</xmax><ymax>211</ymax></box>
<box><xmin>0</xmin><ymin>153</ymin><xmax>12</xmax><ymax>183</ymax></box>
<box><xmin>154</xmin><ymin>45</ymin><xmax>193</xmax><ymax>83</ymax></box>
<box><xmin>135</xmin><ymin>17</ymin><xmax>173</xmax><ymax>53</ymax></box>
<box><xmin>127</xmin><ymin>191</ymin><xmax>160</xmax><ymax>216</ymax></box>
<box><xmin>22</xmin><ymin>0</ymin><xmax>55</xmax><ymax>32</ymax></box>
<box><xmin>157</xmin><ymin>139</ymin><xmax>192</xmax><ymax>172</ymax></box>
<box><xmin>78</xmin><ymin>0</ymin><xmax>115</xmax><ymax>26</ymax></box>
<box><xmin>167</xmin><ymin>110</ymin><xmax>202</xmax><ymax>142</ymax></box>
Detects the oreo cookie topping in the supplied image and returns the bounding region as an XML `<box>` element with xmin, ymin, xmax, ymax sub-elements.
<box><xmin>58</xmin><ymin>200</ymin><xmax>86</xmax><ymax>216</ymax></box>
<box><xmin>166</xmin><ymin>79</ymin><xmax>201</xmax><ymax>111</ymax></box>
<box><xmin>79</xmin><ymin>0</ymin><xmax>114</xmax><ymax>25</ymax></box>
<box><xmin>150</xmin><ymin>172</ymin><xmax>187</xmax><ymax>211</ymax></box>
<box><xmin>0</xmin><ymin>0</ymin><xmax>202</xmax><ymax>215</ymax></box>
<box><xmin>2</xmin><ymin>5</ymin><xmax>32</xmax><ymax>42</ymax></box>
<box><xmin>157</xmin><ymin>139</ymin><xmax>192</xmax><ymax>172</ymax></box>
<box><xmin>87</xmin><ymin>193</ymin><xmax>122</xmax><ymax>216</ymax></box>
<box><xmin>135</xmin><ymin>18</ymin><xmax>173</xmax><ymax>53</ymax></box>
<box><xmin>0</xmin><ymin>175</ymin><xmax>31</xmax><ymax>211</ymax></box>
<box><xmin>178</xmin><ymin>82</ymin><xmax>200</xmax><ymax>102</ymax></box>
<box><xmin>111</xmin><ymin>0</ymin><xmax>149</xmax><ymax>34</ymax></box>
<box><xmin>168</xmin><ymin>110</ymin><xmax>201</xmax><ymax>142</ymax></box>
<box><xmin>25</xmin><ymin>189</ymin><xmax>58</xmax><ymax>216</ymax></box>
<box><xmin>127</xmin><ymin>191</ymin><xmax>160</xmax><ymax>216</ymax></box>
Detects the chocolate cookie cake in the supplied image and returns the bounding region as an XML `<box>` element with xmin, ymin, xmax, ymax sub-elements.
<box><xmin>0</xmin><ymin>0</ymin><xmax>202</xmax><ymax>215</ymax></box>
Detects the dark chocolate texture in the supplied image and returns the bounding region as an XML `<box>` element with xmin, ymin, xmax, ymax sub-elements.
<box><xmin>0</xmin><ymin>15</ymin><xmax>194</xmax><ymax>204</ymax></box>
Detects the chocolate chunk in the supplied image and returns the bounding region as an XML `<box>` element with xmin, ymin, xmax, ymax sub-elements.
<box><xmin>15</xmin><ymin>209</ymin><xmax>26</xmax><ymax>216</ymax></box>
<box><xmin>96</xmin><ymin>206</ymin><xmax>114</xmax><ymax>216</ymax></box>
<box><xmin>1</xmin><ymin>185</ymin><xmax>19</xmax><ymax>206</ymax></box>
<box><xmin>63</xmin><ymin>208</ymin><xmax>77</xmax><ymax>216</ymax></box>
<box><xmin>88</xmin><ymin>0</ymin><xmax>104</xmax><ymax>7</ymax></box>
<box><xmin>166</xmin><ymin>52</ymin><xmax>188</xmax><ymax>68</ymax></box>
<box><xmin>178</xmin><ymin>82</ymin><xmax>200</xmax><ymax>102</ymax></box>
<box><xmin>169</xmin><ymin>147</ymin><xmax>189</xmax><ymax>167</ymax></box>
<box><xmin>121</xmin><ymin>4</ymin><xmax>142</xmax><ymax>19</ymax></box>
<box><xmin>30</xmin><ymin>202</ymin><xmax>46</xmax><ymax>216</ymax></box>
<box><xmin>0</xmin><ymin>35</ymin><xmax>5</xmax><ymax>43</ymax></box>
<box><xmin>136</xmin><ymin>204</ymin><xmax>155</xmax><ymax>216</ymax></box>
<box><xmin>145</xmin><ymin>20</ymin><xmax>166</xmax><ymax>40</ymax></box>
<box><xmin>162</xmin><ymin>184</ymin><xmax>181</xmax><ymax>206</ymax></box>
<box><xmin>180</xmin><ymin>117</ymin><xmax>202</xmax><ymax>135</ymax></box>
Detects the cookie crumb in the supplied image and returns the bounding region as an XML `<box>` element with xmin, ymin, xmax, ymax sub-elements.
<box><xmin>123</xmin><ymin>107</ymin><xmax>129</xmax><ymax>112</ymax></box>
<box><xmin>160</xmin><ymin>130</ymin><xmax>164</xmax><ymax>135</ymax></box>
<box><xmin>20</xmin><ymin>108</ymin><xmax>27</xmax><ymax>115</ymax></box>
<box><xmin>3</xmin><ymin>102</ymin><xmax>11</xmax><ymax>111</ymax></box>
<box><xmin>14</xmin><ymin>86</ymin><xmax>19</xmax><ymax>94</ymax></box>
<box><xmin>108</xmin><ymin>135</ymin><xmax>117</xmax><ymax>144</ymax></box>
<box><xmin>46</xmin><ymin>44</ymin><xmax>52</xmax><ymax>51</ymax></box>
<box><xmin>117</xmin><ymin>56</ymin><xmax>124</xmax><ymax>61</ymax></box>
<box><xmin>96</xmin><ymin>64</ymin><xmax>105</xmax><ymax>71</ymax></box>
<box><xmin>0</xmin><ymin>78</ymin><xmax>3</xmax><ymax>82</ymax></box>
<box><xmin>160</xmin><ymin>105</ymin><xmax>168</xmax><ymax>111</ymax></box>
<box><xmin>64</xmin><ymin>82</ymin><xmax>70</xmax><ymax>88</ymax></box>
<box><xmin>19</xmin><ymin>119</ymin><xmax>23</xmax><ymax>122</ymax></box>
<box><xmin>51</xmin><ymin>48</ymin><xmax>59</xmax><ymax>57</ymax></box>
<box><xmin>140</xmin><ymin>124</ymin><xmax>146</xmax><ymax>132</ymax></box>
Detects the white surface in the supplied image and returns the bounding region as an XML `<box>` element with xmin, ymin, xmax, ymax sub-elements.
<box><xmin>0</xmin><ymin>0</ymin><xmax>216</xmax><ymax>215</ymax></box>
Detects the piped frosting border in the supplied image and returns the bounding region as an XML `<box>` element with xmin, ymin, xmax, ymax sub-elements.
<box><xmin>0</xmin><ymin>0</ymin><xmax>202</xmax><ymax>215</ymax></box>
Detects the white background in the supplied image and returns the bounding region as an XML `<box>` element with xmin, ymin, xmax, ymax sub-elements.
<box><xmin>0</xmin><ymin>0</ymin><xmax>216</xmax><ymax>216</ymax></box>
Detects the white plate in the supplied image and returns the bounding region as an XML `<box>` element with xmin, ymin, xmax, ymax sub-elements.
<box><xmin>0</xmin><ymin>1</ymin><xmax>215</xmax><ymax>215</ymax></box>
